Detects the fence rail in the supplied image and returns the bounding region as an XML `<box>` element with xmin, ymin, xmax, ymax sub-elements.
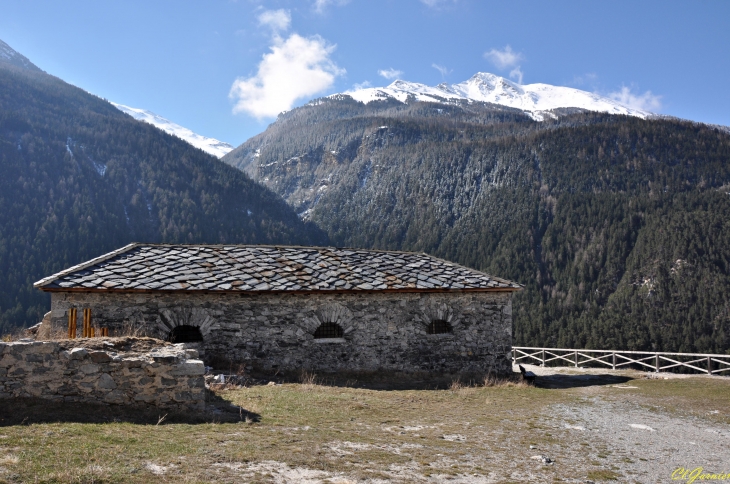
<box><xmin>512</xmin><ymin>346</ymin><xmax>730</xmax><ymax>375</ymax></box>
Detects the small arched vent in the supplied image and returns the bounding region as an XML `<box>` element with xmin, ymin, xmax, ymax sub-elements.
<box><xmin>314</xmin><ymin>322</ymin><xmax>344</xmax><ymax>339</ymax></box>
<box><xmin>427</xmin><ymin>319</ymin><xmax>452</xmax><ymax>335</ymax></box>
<box><xmin>167</xmin><ymin>325</ymin><xmax>203</xmax><ymax>343</ymax></box>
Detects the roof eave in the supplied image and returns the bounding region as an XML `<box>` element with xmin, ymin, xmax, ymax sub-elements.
<box><xmin>33</xmin><ymin>243</ymin><xmax>140</xmax><ymax>288</ymax></box>
<box><xmin>38</xmin><ymin>286</ymin><xmax>522</xmax><ymax>295</ymax></box>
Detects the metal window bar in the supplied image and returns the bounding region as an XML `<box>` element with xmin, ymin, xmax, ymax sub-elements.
<box><xmin>427</xmin><ymin>319</ymin><xmax>452</xmax><ymax>335</ymax></box>
<box><xmin>512</xmin><ymin>346</ymin><xmax>730</xmax><ymax>375</ymax></box>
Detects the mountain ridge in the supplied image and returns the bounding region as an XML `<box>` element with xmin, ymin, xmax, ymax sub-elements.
<box><xmin>0</xmin><ymin>39</ymin><xmax>42</xmax><ymax>72</ymax></box>
<box><xmin>334</xmin><ymin>72</ymin><xmax>653</xmax><ymax>121</ymax></box>
<box><xmin>0</xmin><ymin>39</ymin><xmax>326</xmax><ymax>332</ymax></box>
<box><xmin>111</xmin><ymin>103</ymin><xmax>234</xmax><ymax>158</ymax></box>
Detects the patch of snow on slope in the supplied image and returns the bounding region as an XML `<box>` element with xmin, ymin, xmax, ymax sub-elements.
<box><xmin>339</xmin><ymin>72</ymin><xmax>653</xmax><ymax>120</ymax></box>
<box><xmin>0</xmin><ymin>39</ymin><xmax>42</xmax><ymax>71</ymax></box>
<box><xmin>111</xmin><ymin>103</ymin><xmax>234</xmax><ymax>158</ymax></box>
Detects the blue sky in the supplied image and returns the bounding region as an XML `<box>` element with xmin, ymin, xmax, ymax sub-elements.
<box><xmin>2</xmin><ymin>0</ymin><xmax>729</xmax><ymax>146</ymax></box>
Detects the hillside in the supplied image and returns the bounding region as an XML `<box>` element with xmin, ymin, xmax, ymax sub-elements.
<box><xmin>224</xmin><ymin>97</ymin><xmax>730</xmax><ymax>353</ymax></box>
<box><xmin>0</xmin><ymin>41</ymin><xmax>327</xmax><ymax>333</ymax></box>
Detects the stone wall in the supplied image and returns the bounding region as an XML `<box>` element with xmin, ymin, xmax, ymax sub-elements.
<box><xmin>49</xmin><ymin>291</ymin><xmax>514</xmax><ymax>375</ymax></box>
<box><xmin>0</xmin><ymin>337</ymin><xmax>205</xmax><ymax>411</ymax></box>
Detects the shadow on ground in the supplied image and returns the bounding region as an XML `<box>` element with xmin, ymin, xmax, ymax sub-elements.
<box><xmin>0</xmin><ymin>392</ymin><xmax>259</xmax><ymax>426</ymax></box>
<box><xmin>534</xmin><ymin>373</ymin><xmax>633</xmax><ymax>389</ymax></box>
<box><xmin>238</xmin><ymin>369</ymin><xmax>526</xmax><ymax>391</ymax></box>
<box><xmin>236</xmin><ymin>369</ymin><xmax>631</xmax><ymax>391</ymax></box>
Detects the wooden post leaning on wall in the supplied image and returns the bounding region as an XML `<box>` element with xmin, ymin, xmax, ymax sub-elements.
<box><xmin>68</xmin><ymin>308</ymin><xmax>78</xmax><ymax>339</ymax></box>
<box><xmin>82</xmin><ymin>308</ymin><xmax>92</xmax><ymax>338</ymax></box>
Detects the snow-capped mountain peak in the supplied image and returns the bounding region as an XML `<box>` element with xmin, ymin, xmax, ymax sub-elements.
<box><xmin>338</xmin><ymin>72</ymin><xmax>653</xmax><ymax>121</ymax></box>
<box><xmin>111</xmin><ymin>103</ymin><xmax>234</xmax><ymax>158</ymax></box>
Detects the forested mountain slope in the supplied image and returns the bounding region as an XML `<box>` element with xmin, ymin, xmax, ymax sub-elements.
<box><xmin>0</xmin><ymin>44</ymin><xmax>327</xmax><ymax>332</ymax></box>
<box><xmin>224</xmin><ymin>97</ymin><xmax>730</xmax><ymax>353</ymax></box>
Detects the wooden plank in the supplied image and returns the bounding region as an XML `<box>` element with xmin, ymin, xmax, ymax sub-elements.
<box><xmin>512</xmin><ymin>347</ymin><xmax>730</xmax><ymax>375</ymax></box>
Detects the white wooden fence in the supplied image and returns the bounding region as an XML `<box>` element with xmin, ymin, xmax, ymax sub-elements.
<box><xmin>512</xmin><ymin>346</ymin><xmax>730</xmax><ymax>375</ymax></box>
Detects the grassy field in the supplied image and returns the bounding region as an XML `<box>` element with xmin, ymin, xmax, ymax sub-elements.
<box><xmin>0</xmin><ymin>370</ymin><xmax>728</xmax><ymax>483</ymax></box>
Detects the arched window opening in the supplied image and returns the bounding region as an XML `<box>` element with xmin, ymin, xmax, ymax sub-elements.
<box><xmin>168</xmin><ymin>325</ymin><xmax>203</xmax><ymax>343</ymax></box>
<box><xmin>314</xmin><ymin>322</ymin><xmax>344</xmax><ymax>339</ymax></box>
<box><xmin>427</xmin><ymin>319</ymin><xmax>452</xmax><ymax>335</ymax></box>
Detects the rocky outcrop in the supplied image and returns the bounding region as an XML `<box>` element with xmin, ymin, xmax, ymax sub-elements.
<box><xmin>0</xmin><ymin>337</ymin><xmax>205</xmax><ymax>411</ymax></box>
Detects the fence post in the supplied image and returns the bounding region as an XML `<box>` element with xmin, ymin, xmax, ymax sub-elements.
<box><xmin>612</xmin><ymin>352</ymin><xmax>616</xmax><ymax>370</ymax></box>
<box><xmin>655</xmin><ymin>354</ymin><xmax>659</xmax><ymax>373</ymax></box>
<box><xmin>574</xmin><ymin>351</ymin><xmax>578</xmax><ymax>368</ymax></box>
<box><xmin>708</xmin><ymin>356</ymin><xmax>712</xmax><ymax>375</ymax></box>
<box><xmin>541</xmin><ymin>349</ymin><xmax>545</xmax><ymax>367</ymax></box>
<box><xmin>512</xmin><ymin>347</ymin><xmax>515</xmax><ymax>364</ymax></box>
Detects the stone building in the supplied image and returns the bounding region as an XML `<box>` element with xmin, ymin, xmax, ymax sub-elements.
<box><xmin>35</xmin><ymin>244</ymin><xmax>521</xmax><ymax>375</ymax></box>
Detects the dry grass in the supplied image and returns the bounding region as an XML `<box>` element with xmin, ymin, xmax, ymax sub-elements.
<box><xmin>1</xmin><ymin>319</ymin><xmax>152</xmax><ymax>343</ymax></box>
<box><xmin>0</xmin><ymin>372</ymin><xmax>727</xmax><ymax>483</ymax></box>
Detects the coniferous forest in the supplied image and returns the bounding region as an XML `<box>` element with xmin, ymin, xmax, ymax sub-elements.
<box><xmin>0</xmin><ymin>56</ymin><xmax>327</xmax><ymax>333</ymax></box>
<box><xmin>3</xmin><ymin>41</ymin><xmax>730</xmax><ymax>356</ymax></box>
<box><xmin>224</xmin><ymin>97</ymin><xmax>730</xmax><ymax>354</ymax></box>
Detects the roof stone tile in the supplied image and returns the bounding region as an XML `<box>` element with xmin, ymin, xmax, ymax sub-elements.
<box><xmin>34</xmin><ymin>244</ymin><xmax>522</xmax><ymax>293</ymax></box>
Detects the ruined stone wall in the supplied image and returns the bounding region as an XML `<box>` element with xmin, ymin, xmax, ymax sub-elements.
<box><xmin>49</xmin><ymin>291</ymin><xmax>514</xmax><ymax>375</ymax></box>
<box><xmin>0</xmin><ymin>338</ymin><xmax>205</xmax><ymax>411</ymax></box>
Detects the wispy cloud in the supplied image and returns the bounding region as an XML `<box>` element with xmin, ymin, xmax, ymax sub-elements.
<box><xmin>230</xmin><ymin>12</ymin><xmax>345</xmax><ymax>119</ymax></box>
<box><xmin>420</xmin><ymin>0</ymin><xmax>457</xmax><ymax>8</ymax></box>
<box><xmin>484</xmin><ymin>45</ymin><xmax>523</xmax><ymax>70</ymax></box>
<box><xmin>432</xmin><ymin>63</ymin><xmax>452</xmax><ymax>78</ymax></box>
<box><xmin>608</xmin><ymin>86</ymin><xmax>662</xmax><ymax>112</ymax></box>
<box><xmin>509</xmin><ymin>66</ymin><xmax>523</xmax><ymax>84</ymax></box>
<box><xmin>351</xmin><ymin>81</ymin><xmax>372</xmax><ymax>90</ymax></box>
<box><xmin>378</xmin><ymin>68</ymin><xmax>403</xmax><ymax>80</ymax></box>
<box><xmin>570</xmin><ymin>72</ymin><xmax>598</xmax><ymax>87</ymax></box>
<box><xmin>257</xmin><ymin>9</ymin><xmax>291</xmax><ymax>33</ymax></box>
<box><xmin>313</xmin><ymin>0</ymin><xmax>350</xmax><ymax>14</ymax></box>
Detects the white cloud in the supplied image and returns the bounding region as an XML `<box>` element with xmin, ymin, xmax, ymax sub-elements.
<box><xmin>432</xmin><ymin>63</ymin><xmax>452</xmax><ymax>77</ymax></box>
<box><xmin>378</xmin><ymin>68</ymin><xmax>403</xmax><ymax>80</ymax></box>
<box><xmin>608</xmin><ymin>86</ymin><xmax>662</xmax><ymax>112</ymax></box>
<box><xmin>509</xmin><ymin>66</ymin><xmax>523</xmax><ymax>84</ymax></box>
<box><xmin>484</xmin><ymin>45</ymin><xmax>523</xmax><ymax>70</ymax></box>
<box><xmin>571</xmin><ymin>72</ymin><xmax>598</xmax><ymax>87</ymax></box>
<box><xmin>258</xmin><ymin>9</ymin><xmax>291</xmax><ymax>33</ymax></box>
<box><xmin>229</xmin><ymin>34</ymin><xmax>345</xmax><ymax>119</ymax></box>
<box><xmin>313</xmin><ymin>0</ymin><xmax>350</xmax><ymax>14</ymax></box>
<box><xmin>420</xmin><ymin>0</ymin><xmax>457</xmax><ymax>7</ymax></box>
<box><xmin>351</xmin><ymin>81</ymin><xmax>372</xmax><ymax>90</ymax></box>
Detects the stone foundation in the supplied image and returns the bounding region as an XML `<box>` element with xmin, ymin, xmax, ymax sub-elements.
<box><xmin>49</xmin><ymin>291</ymin><xmax>514</xmax><ymax>375</ymax></box>
<box><xmin>0</xmin><ymin>337</ymin><xmax>205</xmax><ymax>411</ymax></box>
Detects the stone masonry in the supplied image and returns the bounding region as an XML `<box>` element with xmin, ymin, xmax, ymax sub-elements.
<box><xmin>49</xmin><ymin>291</ymin><xmax>514</xmax><ymax>375</ymax></box>
<box><xmin>0</xmin><ymin>337</ymin><xmax>205</xmax><ymax>411</ymax></box>
<box><xmin>36</xmin><ymin>244</ymin><xmax>521</xmax><ymax>376</ymax></box>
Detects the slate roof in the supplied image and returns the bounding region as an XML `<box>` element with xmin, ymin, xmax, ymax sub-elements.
<box><xmin>34</xmin><ymin>244</ymin><xmax>522</xmax><ymax>293</ymax></box>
